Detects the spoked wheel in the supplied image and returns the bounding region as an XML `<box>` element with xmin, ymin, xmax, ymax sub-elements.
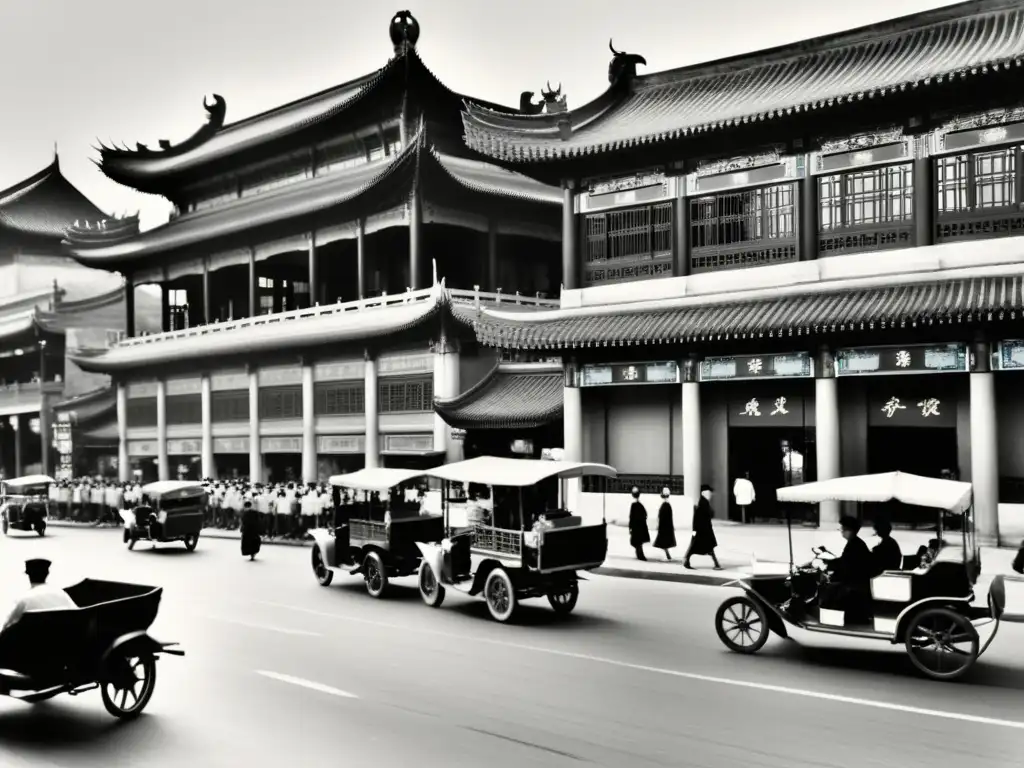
<box><xmin>183</xmin><ymin>533</ymin><xmax>199</xmax><ymax>552</ymax></box>
<box><xmin>547</xmin><ymin>583</ymin><xmax>579</xmax><ymax>616</ymax></box>
<box><xmin>100</xmin><ymin>654</ymin><xmax>157</xmax><ymax>720</ymax></box>
<box><xmin>312</xmin><ymin>547</ymin><xmax>333</xmax><ymax>586</ymax></box>
<box><xmin>904</xmin><ymin>607</ymin><xmax>980</xmax><ymax>681</ymax></box>
<box><xmin>484</xmin><ymin>568</ymin><xmax>517</xmax><ymax>623</ymax></box>
<box><xmin>715</xmin><ymin>595</ymin><xmax>770</xmax><ymax>654</ymax></box>
<box><xmin>418</xmin><ymin>561</ymin><xmax>445</xmax><ymax>608</ymax></box>
<box><xmin>363</xmin><ymin>552</ymin><xmax>388</xmax><ymax>599</ymax></box>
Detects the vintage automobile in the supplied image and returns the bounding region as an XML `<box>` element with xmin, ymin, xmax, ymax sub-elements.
<box><xmin>120</xmin><ymin>480</ymin><xmax>206</xmax><ymax>552</ymax></box>
<box><xmin>0</xmin><ymin>474</ymin><xmax>52</xmax><ymax>536</ymax></box>
<box><xmin>310</xmin><ymin>468</ymin><xmax>444</xmax><ymax>598</ymax></box>
<box><xmin>0</xmin><ymin>578</ymin><xmax>184</xmax><ymax>719</ymax></box>
<box><xmin>713</xmin><ymin>471</ymin><xmax>1024</xmax><ymax>681</ymax></box>
<box><xmin>416</xmin><ymin>456</ymin><xmax>615</xmax><ymax>623</ymax></box>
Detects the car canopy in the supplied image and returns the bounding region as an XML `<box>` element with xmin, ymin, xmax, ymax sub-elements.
<box><xmin>776</xmin><ymin>472</ymin><xmax>972</xmax><ymax>514</ymax></box>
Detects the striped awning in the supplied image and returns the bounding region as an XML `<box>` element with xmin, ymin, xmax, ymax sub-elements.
<box><xmin>455</xmin><ymin>276</ymin><xmax>1024</xmax><ymax>350</ymax></box>
<box><xmin>434</xmin><ymin>363</ymin><xmax>563</xmax><ymax>429</ymax></box>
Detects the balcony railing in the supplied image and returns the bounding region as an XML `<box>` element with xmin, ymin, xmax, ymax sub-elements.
<box><xmin>110</xmin><ymin>286</ymin><xmax>559</xmax><ymax>348</ymax></box>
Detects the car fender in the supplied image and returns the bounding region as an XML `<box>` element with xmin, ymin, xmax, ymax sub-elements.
<box><xmin>308</xmin><ymin>528</ymin><xmax>337</xmax><ymax>568</ymax></box>
<box><xmin>101</xmin><ymin>631</ymin><xmax>183</xmax><ymax>668</ymax></box>
<box><xmin>469</xmin><ymin>560</ymin><xmax>504</xmax><ymax>597</ymax></box>
<box><xmin>415</xmin><ymin>542</ymin><xmax>444</xmax><ymax>582</ymax></box>
<box><xmin>724</xmin><ymin>580</ymin><xmax>789</xmax><ymax>639</ymax></box>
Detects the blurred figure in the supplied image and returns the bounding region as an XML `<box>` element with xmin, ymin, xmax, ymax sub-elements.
<box><xmin>653</xmin><ymin>486</ymin><xmax>676</xmax><ymax>560</ymax></box>
<box><xmin>685</xmin><ymin>485</ymin><xmax>721</xmax><ymax>570</ymax></box>
<box><xmin>240</xmin><ymin>500</ymin><xmax>261</xmax><ymax>561</ymax></box>
<box><xmin>627</xmin><ymin>487</ymin><xmax>650</xmax><ymax>561</ymax></box>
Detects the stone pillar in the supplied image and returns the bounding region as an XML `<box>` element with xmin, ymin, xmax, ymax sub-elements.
<box><xmin>487</xmin><ymin>220</ymin><xmax>499</xmax><ymax>291</ymax></box>
<box><xmin>200</xmin><ymin>374</ymin><xmax>214</xmax><ymax>479</ymax></box>
<box><xmin>124</xmin><ymin>277</ymin><xmax>136</xmax><ymax>338</ymax></box>
<box><xmin>799</xmin><ymin>156</ymin><xmax>818</xmax><ymax>261</ymax></box>
<box><xmin>307</xmin><ymin>236</ymin><xmax>318</xmax><ymax>308</ymax></box>
<box><xmin>202</xmin><ymin>258</ymin><xmax>211</xmax><ymax>324</ymax></box>
<box><xmin>156</xmin><ymin>379</ymin><xmax>169</xmax><ymax>481</ymax></box>
<box><xmin>356</xmin><ymin>219</ymin><xmax>366</xmax><ymax>300</ymax></box>
<box><xmin>364</xmin><ymin>352</ymin><xmax>379</xmax><ymax>468</ymax></box>
<box><xmin>913</xmin><ymin>150</ymin><xmax>934</xmax><ymax>247</ymax></box>
<box><xmin>409</xmin><ymin>188</ymin><xmax>422</xmax><ymax>290</ymax></box>
<box><xmin>673</xmin><ymin>194</ymin><xmax>690</xmax><ymax>277</ymax></box>
<box><xmin>301</xmin><ymin>361</ymin><xmax>316</xmax><ymax>483</ymax></box>
<box><xmin>160</xmin><ymin>284</ymin><xmax>170</xmax><ymax>333</ymax></box>
<box><xmin>433</xmin><ymin>335</ymin><xmax>462</xmax><ymax>464</ymax></box>
<box><xmin>247</xmin><ymin>247</ymin><xmax>257</xmax><ymax>318</ymax></box>
<box><xmin>116</xmin><ymin>382</ymin><xmax>129</xmax><ymax>482</ymax></box>
<box><xmin>970</xmin><ymin>341</ymin><xmax>999</xmax><ymax>545</ymax></box>
<box><xmin>815</xmin><ymin>346</ymin><xmax>841</xmax><ymax>526</ymax></box>
<box><xmin>248</xmin><ymin>369</ymin><xmax>261</xmax><ymax>483</ymax></box>
<box><xmin>681</xmin><ymin>356</ymin><xmax>702</xmax><ymax>508</ymax></box>
<box><xmin>561</xmin><ymin>181</ymin><xmax>577</xmax><ymax>290</ymax></box>
<box><xmin>12</xmin><ymin>415</ymin><xmax>21</xmax><ymax>478</ymax></box>
<box><xmin>563</xmin><ymin>361</ymin><xmax>583</xmax><ymax>512</ymax></box>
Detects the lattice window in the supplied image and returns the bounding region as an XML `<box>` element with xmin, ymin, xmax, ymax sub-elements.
<box><xmin>936</xmin><ymin>147</ymin><xmax>1018</xmax><ymax>214</ymax></box>
<box><xmin>258</xmin><ymin>386</ymin><xmax>303</xmax><ymax>419</ymax></box>
<box><xmin>818</xmin><ymin>164</ymin><xmax>914</xmax><ymax>229</ymax></box>
<box><xmin>378</xmin><ymin>377</ymin><xmax>433</xmax><ymax>413</ymax></box>
<box><xmin>126</xmin><ymin>398</ymin><xmax>157</xmax><ymax>427</ymax></box>
<box><xmin>690</xmin><ymin>184</ymin><xmax>795</xmax><ymax>248</ymax></box>
<box><xmin>165</xmin><ymin>394</ymin><xmax>202</xmax><ymax>425</ymax></box>
<box><xmin>314</xmin><ymin>382</ymin><xmax>364</xmax><ymax>416</ymax></box>
<box><xmin>211</xmin><ymin>391</ymin><xmax>249</xmax><ymax>422</ymax></box>
<box><xmin>584</xmin><ymin>202</ymin><xmax>672</xmax><ymax>264</ymax></box>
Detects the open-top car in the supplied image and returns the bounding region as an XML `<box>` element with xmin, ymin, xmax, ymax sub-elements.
<box><xmin>120</xmin><ymin>481</ymin><xmax>206</xmax><ymax>552</ymax></box>
<box><xmin>416</xmin><ymin>456</ymin><xmax>615</xmax><ymax>623</ymax></box>
<box><xmin>1</xmin><ymin>474</ymin><xmax>52</xmax><ymax>536</ymax></box>
<box><xmin>713</xmin><ymin>471</ymin><xmax>1024</xmax><ymax>681</ymax></box>
<box><xmin>0</xmin><ymin>579</ymin><xmax>184</xmax><ymax>719</ymax></box>
<box><xmin>310</xmin><ymin>468</ymin><xmax>444</xmax><ymax>598</ymax></box>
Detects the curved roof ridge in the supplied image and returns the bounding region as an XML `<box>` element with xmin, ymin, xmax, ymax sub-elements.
<box><xmin>428</xmin><ymin>146</ymin><xmax>561</xmax><ymax>204</ymax></box>
<box><xmin>434</xmin><ymin>359</ymin><xmax>502</xmax><ymax>408</ymax></box>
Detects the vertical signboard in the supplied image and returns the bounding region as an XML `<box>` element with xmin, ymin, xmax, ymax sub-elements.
<box><xmin>54</xmin><ymin>416</ymin><xmax>73</xmax><ymax>481</ymax></box>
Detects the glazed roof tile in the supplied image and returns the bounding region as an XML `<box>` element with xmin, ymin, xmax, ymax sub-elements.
<box><xmin>434</xmin><ymin>363</ymin><xmax>563</xmax><ymax>429</ymax></box>
<box><xmin>0</xmin><ymin>158</ymin><xmax>107</xmax><ymax>241</ymax></box>
<box><xmin>463</xmin><ymin>0</ymin><xmax>1024</xmax><ymax>161</ymax></box>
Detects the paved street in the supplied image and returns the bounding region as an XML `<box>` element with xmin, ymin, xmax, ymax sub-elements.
<box><xmin>1</xmin><ymin>527</ymin><xmax>1022</xmax><ymax>767</ymax></box>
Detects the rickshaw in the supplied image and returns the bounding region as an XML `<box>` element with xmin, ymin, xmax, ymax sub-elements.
<box><xmin>120</xmin><ymin>480</ymin><xmax>206</xmax><ymax>551</ymax></box>
<box><xmin>309</xmin><ymin>468</ymin><xmax>445</xmax><ymax>598</ymax></box>
<box><xmin>1</xmin><ymin>474</ymin><xmax>52</xmax><ymax>536</ymax></box>
<box><xmin>713</xmin><ymin>471</ymin><xmax>1024</xmax><ymax>681</ymax></box>
<box><xmin>0</xmin><ymin>578</ymin><xmax>184</xmax><ymax>719</ymax></box>
<box><xmin>416</xmin><ymin>457</ymin><xmax>615</xmax><ymax>623</ymax></box>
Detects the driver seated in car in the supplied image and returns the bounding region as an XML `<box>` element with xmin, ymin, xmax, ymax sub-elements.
<box><xmin>820</xmin><ymin>517</ymin><xmax>873</xmax><ymax>613</ymax></box>
<box><xmin>1</xmin><ymin>559</ymin><xmax>76</xmax><ymax>633</ymax></box>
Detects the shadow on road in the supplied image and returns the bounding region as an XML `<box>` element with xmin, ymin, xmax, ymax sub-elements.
<box><xmin>0</xmin><ymin>700</ymin><xmax>156</xmax><ymax>752</ymax></box>
<box><xmin>137</xmin><ymin>547</ymin><xmax>205</xmax><ymax>557</ymax></box>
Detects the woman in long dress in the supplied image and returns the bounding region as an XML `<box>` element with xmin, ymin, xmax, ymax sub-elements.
<box><xmin>240</xmin><ymin>500</ymin><xmax>262</xmax><ymax>560</ymax></box>
<box><xmin>684</xmin><ymin>484</ymin><xmax>722</xmax><ymax>570</ymax></box>
<box><xmin>653</xmin><ymin>487</ymin><xmax>677</xmax><ymax>560</ymax></box>
<box><xmin>628</xmin><ymin>487</ymin><xmax>650</xmax><ymax>561</ymax></box>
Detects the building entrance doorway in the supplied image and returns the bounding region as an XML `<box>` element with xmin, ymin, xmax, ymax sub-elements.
<box><xmin>867</xmin><ymin>426</ymin><xmax>959</xmax><ymax>527</ymax></box>
<box><xmin>728</xmin><ymin>428</ymin><xmax>817</xmax><ymax>524</ymax></box>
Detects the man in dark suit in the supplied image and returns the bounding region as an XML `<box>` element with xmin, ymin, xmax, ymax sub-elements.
<box><xmin>820</xmin><ymin>516</ymin><xmax>874</xmax><ymax>613</ymax></box>
<box><xmin>871</xmin><ymin>518</ymin><xmax>903</xmax><ymax>575</ymax></box>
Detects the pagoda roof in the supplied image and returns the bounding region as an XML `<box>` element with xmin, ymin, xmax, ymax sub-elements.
<box><xmin>434</xmin><ymin>362</ymin><xmax>563</xmax><ymax>430</ymax></box>
<box><xmin>0</xmin><ymin>309</ymin><xmax>63</xmax><ymax>346</ymax></box>
<box><xmin>66</xmin><ymin>133</ymin><xmax>559</xmax><ymax>268</ymax></box>
<box><xmin>98</xmin><ymin>42</ymin><xmax>517</xmax><ymax>191</ymax></box>
<box><xmin>53</xmin><ymin>385</ymin><xmax>116</xmax><ymax>424</ymax></box>
<box><xmin>463</xmin><ymin>0</ymin><xmax>1024</xmax><ymax>162</ymax></box>
<box><xmin>0</xmin><ymin>156</ymin><xmax>107</xmax><ymax>246</ymax></box>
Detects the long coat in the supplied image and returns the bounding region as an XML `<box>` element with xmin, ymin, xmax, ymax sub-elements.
<box><xmin>240</xmin><ymin>507</ymin><xmax>262</xmax><ymax>558</ymax></box>
<box><xmin>689</xmin><ymin>497</ymin><xmax>718</xmax><ymax>555</ymax></box>
<box><xmin>653</xmin><ymin>502</ymin><xmax>676</xmax><ymax>549</ymax></box>
<box><xmin>628</xmin><ymin>501</ymin><xmax>651</xmax><ymax>547</ymax></box>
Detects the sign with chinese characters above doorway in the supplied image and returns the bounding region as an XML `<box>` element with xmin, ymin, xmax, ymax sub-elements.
<box><xmin>836</xmin><ymin>344</ymin><xmax>968</xmax><ymax>376</ymax></box>
<box><xmin>996</xmin><ymin>340</ymin><xmax>1024</xmax><ymax>370</ymax></box>
<box><xmin>700</xmin><ymin>352</ymin><xmax>813</xmax><ymax>382</ymax></box>
<box><xmin>579</xmin><ymin>361</ymin><xmax>679</xmax><ymax>387</ymax></box>
<box><xmin>728</xmin><ymin>395</ymin><xmax>808</xmax><ymax>428</ymax></box>
<box><xmin>867</xmin><ymin>394</ymin><xmax>957</xmax><ymax>428</ymax></box>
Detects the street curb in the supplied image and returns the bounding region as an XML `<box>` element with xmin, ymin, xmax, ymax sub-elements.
<box><xmin>592</xmin><ymin>566</ymin><xmax>734</xmax><ymax>586</ymax></box>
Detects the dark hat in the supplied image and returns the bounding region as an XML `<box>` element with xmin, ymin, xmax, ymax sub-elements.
<box><xmin>700</xmin><ymin>484</ymin><xmax>713</xmax><ymax>492</ymax></box>
<box><xmin>243</xmin><ymin>500</ymin><xmax>252</xmax><ymax>509</ymax></box>
<box><xmin>25</xmin><ymin>558</ymin><xmax>51</xmax><ymax>577</ymax></box>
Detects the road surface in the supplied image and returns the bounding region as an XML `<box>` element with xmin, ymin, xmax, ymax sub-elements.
<box><xmin>0</xmin><ymin>527</ymin><xmax>1022</xmax><ymax>767</ymax></box>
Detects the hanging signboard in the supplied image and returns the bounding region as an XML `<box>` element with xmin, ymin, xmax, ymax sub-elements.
<box><xmin>836</xmin><ymin>344</ymin><xmax>968</xmax><ymax>376</ymax></box>
<box><xmin>54</xmin><ymin>420</ymin><xmax>73</xmax><ymax>481</ymax></box>
<box><xmin>867</xmin><ymin>393</ymin><xmax>958</xmax><ymax>428</ymax></box>
<box><xmin>579</xmin><ymin>361</ymin><xmax>679</xmax><ymax>387</ymax></box>
<box><xmin>997</xmin><ymin>340</ymin><xmax>1024</xmax><ymax>370</ymax></box>
<box><xmin>700</xmin><ymin>352</ymin><xmax>813</xmax><ymax>382</ymax></box>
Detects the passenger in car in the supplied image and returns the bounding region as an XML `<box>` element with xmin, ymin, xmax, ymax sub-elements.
<box><xmin>870</xmin><ymin>518</ymin><xmax>902</xmax><ymax>575</ymax></box>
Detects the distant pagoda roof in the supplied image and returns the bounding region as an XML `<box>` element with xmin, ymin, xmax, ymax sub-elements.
<box><xmin>65</xmin><ymin>130</ymin><xmax>559</xmax><ymax>268</ymax></box>
<box><xmin>0</xmin><ymin>155</ymin><xmax>107</xmax><ymax>248</ymax></box>
<box><xmin>434</xmin><ymin>362</ymin><xmax>563</xmax><ymax>430</ymax></box>
<box><xmin>0</xmin><ymin>308</ymin><xmax>63</xmax><ymax>347</ymax></box>
<box><xmin>463</xmin><ymin>0</ymin><xmax>1024</xmax><ymax>162</ymax></box>
<box><xmin>96</xmin><ymin>11</ymin><xmax>520</xmax><ymax>193</ymax></box>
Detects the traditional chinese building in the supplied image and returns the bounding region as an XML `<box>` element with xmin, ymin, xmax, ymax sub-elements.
<box><xmin>454</xmin><ymin>0</ymin><xmax>1024</xmax><ymax>543</ymax></box>
<box><xmin>64</xmin><ymin>11</ymin><xmax>562</xmax><ymax>484</ymax></box>
<box><xmin>0</xmin><ymin>154</ymin><xmax>158</xmax><ymax>479</ymax></box>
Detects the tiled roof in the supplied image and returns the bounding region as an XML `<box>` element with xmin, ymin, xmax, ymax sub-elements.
<box><xmin>0</xmin><ymin>309</ymin><xmax>62</xmax><ymax>344</ymax></box>
<box><xmin>463</xmin><ymin>0</ymin><xmax>1024</xmax><ymax>162</ymax></box>
<box><xmin>0</xmin><ymin>157</ymin><xmax>107</xmax><ymax>242</ymax></box>
<box><xmin>53</xmin><ymin>385</ymin><xmax>116</xmax><ymax>423</ymax></box>
<box><xmin>459</xmin><ymin>275</ymin><xmax>1024</xmax><ymax>349</ymax></box>
<box><xmin>434</xmin><ymin>363</ymin><xmax>563</xmax><ymax>429</ymax></box>
<box><xmin>433</xmin><ymin>151</ymin><xmax>560</xmax><ymax>205</ymax></box>
<box><xmin>80</xmin><ymin>416</ymin><xmax>118</xmax><ymax>445</ymax></box>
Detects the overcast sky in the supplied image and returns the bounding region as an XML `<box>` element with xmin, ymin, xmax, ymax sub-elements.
<box><xmin>0</xmin><ymin>0</ymin><xmax>956</xmax><ymax>230</ymax></box>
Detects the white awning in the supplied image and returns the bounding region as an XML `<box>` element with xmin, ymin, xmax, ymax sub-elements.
<box><xmin>428</xmin><ymin>456</ymin><xmax>617</xmax><ymax>487</ymax></box>
<box><xmin>329</xmin><ymin>468</ymin><xmax>431</xmax><ymax>492</ymax></box>
<box><xmin>776</xmin><ymin>472</ymin><xmax>972</xmax><ymax>514</ymax></box>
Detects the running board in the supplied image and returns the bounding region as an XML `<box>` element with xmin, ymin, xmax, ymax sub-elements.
<box><xmin>802</xmin><ymin>624</ymin><xmax>892</xmax><ymax>640</ymax></box>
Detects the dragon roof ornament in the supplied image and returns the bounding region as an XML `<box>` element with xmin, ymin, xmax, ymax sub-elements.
<box><xmin>97</xmin><ymin>95</ymin><xmax>227</xmax><ymax>159</ymax></box>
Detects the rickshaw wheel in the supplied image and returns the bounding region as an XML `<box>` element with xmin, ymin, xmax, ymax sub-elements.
<box><xmin>364</xmin><ymin>552</ymin><xmax>388</xmax><ymax>598</ymax></box>
<box><xmin>715</xmin><ymin>596</ymin><xmax>770</xmax><ymax>654</ymax></box>
<box><xmin>312</xmin><ymin>547</ymin><xmax>333</xmax><ymax>586</ymax></box>
<box><xmin>904</xmin><ymin>606</ymin><xmax>980</xmax><ymax>681</ymax></box>
<box><xmin>183</xmin><ymin>534</ymin><xmax>199</xmax><ymax>552</ymax></box>
<box><xmin>101</xmin><ymin>653</ymin><xmax>157</xmax><ymax>720</ymax></box>
<box><xmin>547</xmin><ymin>584</ymin><xmax>579</xmax><ymax>616</ymax></box>
<box><xmin>484</xmin><ymin>568</ymin><xmax>517</xmax><ymax>623</ymax></box>
<box><xmin>418</xmin><ymin>561</ymin><xmax>445</xmax><ymax>608</ymax></box>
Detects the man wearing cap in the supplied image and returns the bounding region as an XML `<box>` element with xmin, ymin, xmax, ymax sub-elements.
<box><xmin>2</xmin><ymin>559</ymin><xmax>76</xmax><ymax>632</ymax></box>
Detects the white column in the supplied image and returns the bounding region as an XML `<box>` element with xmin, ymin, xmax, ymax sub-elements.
<box><xmin>443</xmin><ymin>344</ymin><xmax>462</xmax><ymax>464</ymax></box>
<box><xmin>248</xmin><ymin>369</ymin><xmax>261</xmax><ymax>483</ymax></box>
<box><xmin>156</xmin><ymin>379</ymin><xmax>169</xmax><ymax>481</ymax></box>
<box><xmin>970</xmin><ymin>356</ymin><xmax>999</xmax><ymax>545</ymax></box>
<box><xmin>200</xmin><ymin>374</ymin><xmax>214</xmax><ymax>480</ymax></box>
<box><xmin>301</xmin><ymin>362</ymin><xmax>316</xmax><ymax>483</ymax></box>
<box><xmin>681</xmin><ymin>381</ymin><xmax>701</xmax><ymax>510</ymax></box>
<box><xmin>815</xmin><ymin>350</ymin><xmax>841</xmax><ymax>525</ymax></box>
<box><xmin>563</xmin><ymin>372</ymin><xmax>583</xmax><ymax>511</ymax></box>
<box><xmin>364</xmin><ymin>354</ymin><xmax>379</xmax><ymax>468</ymax></box>
<box><xmin>116</xmin><ymin>382</ymin><xmax>129</xmax><ymax>482</ymax></box>
<box><xmin>432</xmin><ymin>344</ymin><xmax>448</xmax><ymax>462</ymax></box>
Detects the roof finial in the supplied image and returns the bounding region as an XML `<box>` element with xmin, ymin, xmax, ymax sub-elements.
<box><xmin>53</xmin><ymin>142</ymin><xmax>59</xmax><ymax>168</ymax></box>
<box><xmin>389</xmin><ymin>10</ymin><xmax>420</xmax><ymax>56</ymax></box>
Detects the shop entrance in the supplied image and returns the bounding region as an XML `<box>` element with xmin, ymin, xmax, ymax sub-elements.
<box><xmin>264</xmin><ymin>454</ymin><xmax>301</xmax><ymax>485</ymax></box>
<box><xmin>214</xmin><ymin>454</ymin><xmax>249</xmax><ymax>480</ymax></box>
<box><xmin>728</xmin><ymin>428</ymin><xmax>817</xmax><ymax>524</ymax></box>
<box><xmin>868</xmin><ymin>426</ymin><xmax>958</xmax><ymax>528</ymax></box>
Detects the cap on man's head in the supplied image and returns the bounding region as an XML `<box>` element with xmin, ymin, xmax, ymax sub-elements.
<box><xmin>701</xmin><ymin>484</ymin><xmax>713</xmax><ymax>493</ymax></box>
<box><xmin>25</xmin><ymin>558</ymin><xmax>51</xmax><ymax>579</ymax></box>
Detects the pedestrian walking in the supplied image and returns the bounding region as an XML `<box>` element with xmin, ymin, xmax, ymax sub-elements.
<box><xmin>684</xmin><ymin>484</ymin><xmax>722</xmax><ymax>570</ymax></box>
<box><xmin>653</xmin><ymin>486</ymin><xmax>676</xmax><ymax>560</ymax></box>
<box><xmin>627</xmin><ymin>486</ymin><xmax>650</xmax><ymax>561</ymax></box>
<box><xmin>240</xmin><ymin>500</ymin><xmax>261</xmax><ymax>560</ymax></box>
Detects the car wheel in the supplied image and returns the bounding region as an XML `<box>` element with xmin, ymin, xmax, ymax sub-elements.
<box><xmin>484</xmin><ymin>568</ymin><xmax>517</xmax><ymax>623</ymax></box>
<box><xmin>418</xmin><ymin>561</ymin><xmax>445</xmax><ymax>608</ymax></box>
<box><xmin>364</xmin><ymin>552</ymin><xmax>388</xmax><ymax>599</ymax></box>
<box><xmin>715</xmin><ymin>595</ymin><xmax>770</xmax><ymax>654</ymax></box>
<box><xmin>101</xmin><ymin>653</ymin><xmax>157</xmax><ymax>720</ymax></box>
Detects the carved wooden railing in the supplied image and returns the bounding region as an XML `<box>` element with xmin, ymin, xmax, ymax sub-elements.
<box><xmin>935</xmin><ymin>209</ymin><xmax>1024</xmax><ymax>243</ymax></box>
<box><xmin>581</xmin><ymin>474</ymin><xmax>684</xmax><ymax>495</ymax></box>
<box><xmin>690</xmin><ymin>238</ymin><xmax>798</xmax><ymax>273</ymax></box>
<box><xmin>471</xmin><ymin>524</ymin><xmax>522</xmax><ymax>556</ymax></box>
<box><xmin>818</xmin><ymin>222</ymin><xmax>915</xmax><ymax>257</ymax></box>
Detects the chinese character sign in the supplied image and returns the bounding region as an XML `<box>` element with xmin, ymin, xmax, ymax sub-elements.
<box><xmin>881</xmin><ymin>397</ymin><xmax>907</xmax><ymax>418</ymax></box>
<box><xmin>741</xmin><ymin>398</ymin><xmax>761</xmax><ymax>417</ymax></box>
<box><xmin>730</xmin><ymin>395</ymin><xmax>805</xmax><ymax>426</ymax></box>
<box><xmin>869</xmin><ymin>395</ymin><xmax>954</xmax><ymax>427</ymax></box>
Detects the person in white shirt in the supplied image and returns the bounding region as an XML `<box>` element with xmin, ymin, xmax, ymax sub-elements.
<box><xmin>733</xmin><ymin>472</ymin><xmax>756</xmax><ymax>524</ymax></box>
<box><xmin>2</xmin><ymin>559</ymin><xmax>76</xmax><ymax>633</ymax></box>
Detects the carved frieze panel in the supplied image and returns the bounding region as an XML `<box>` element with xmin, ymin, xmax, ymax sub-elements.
<box><xmin>378</xmin><ymin>351</ymin><xmax>433</xmax><ymax>376</ymax></box>
<box><xmin>317</xmin><ymin>435</ymin><xmax>366</xmax><ymax>454</ymax></box>
<box><xmin>127</xmin><ymin>440</ymin><xmax>157</xmax><ymax>457</ymax></box>
<box><xmin>213</xmin><ymin>437</ymin><xmax>249</xmax><ymax>454</ymax></box>
<box><xmin>126</xmin><ymin>382</ymin><xmax>158</xmax><ymax>399</ymax></box>
<box><xmin>165</xmin><ymin>377</ymin><xmax>201</xmax><ymax>396</ymax></box>
<box><xmin>211</xmin><ymin>370</ymin><xmax>249</xmax><ymax>391</ymax></box>
<box><xmin>260</xmin><ymin>436</ymin><xmax>302</xmax><ymax>454</ymax></box>
<box><xmin>258</xmin><ymin>365</ymin><xmax>302</xmax><ymax>387</ymax></box>
<box><xmin>166</xmin><ymin>439</ymin><xmax>202</xmax><ymax>455</ymax></box>
<box><xmin>314</xmin><ymin>359</ymin><xmax>364</xmax><ymax>382</ymax></box>
<box><xmin>696</xmin><ymin>149</ymin><xmax>783</xmax><ymax>178</ymax></box>
<box><xmin>818</xmin><ymin>128</ymin><xmax>904</xmax><ymax>156</ymax></box>
<box><xmin>384</xmin><ymin>434</ymin><xmax>434</xmax><ymax>452</ymax></box>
